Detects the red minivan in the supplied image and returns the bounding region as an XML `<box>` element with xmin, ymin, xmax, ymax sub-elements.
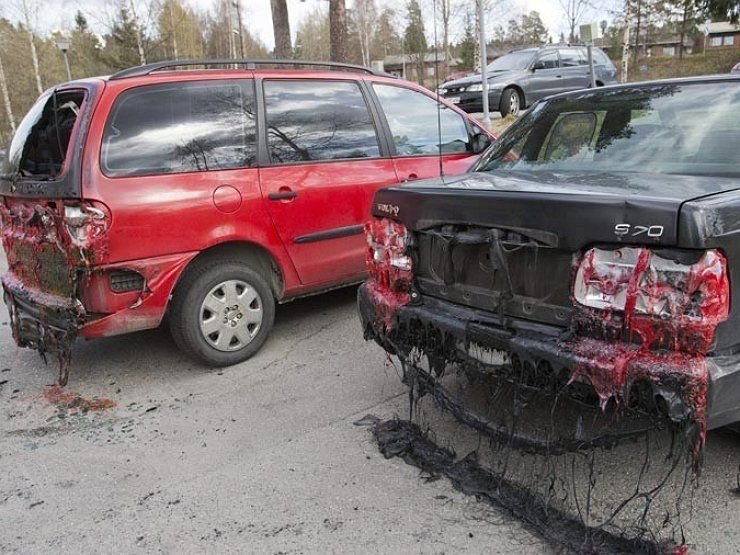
<box><xmin>0</xmin><ymin>60</ymin><xmax>492</xmax><ymax>379</ymax></box>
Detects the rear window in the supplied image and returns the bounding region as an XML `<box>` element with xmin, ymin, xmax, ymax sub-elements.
<box><xmin>477</xmin><ymin>82</ymin><xmax>740</xmax><ymax>177</ymax></box>
<box><xmin>4</xmin><ymin>90</ymin><xmax>85</xmax><ymax>179</ymax></box>
<box><xmin>101</xmin><ymin>80</ymin><xmax>257</xmax><ymax>177</ymax></box>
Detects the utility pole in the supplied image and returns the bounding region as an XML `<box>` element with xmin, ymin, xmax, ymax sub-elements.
<box><xmin>0</xmin><ymin>51</ymin><xmax>15</xmax><ymax>134</ymax></box>
<box><xmin>478</xmin><ymin>0</ymin><xmax>490</xmax><ymax>126</ymax></box>
<box><xmin>233</xmin><ymin>0</ymin><xmax>245</xmax><ymax>58</ymax></box>
<box><xmin>56</xmin><ymin>38</ymin><xmax>72</xmax><ymax>81</ymax></box>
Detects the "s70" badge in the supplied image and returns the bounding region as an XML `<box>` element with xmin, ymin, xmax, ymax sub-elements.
<box><xmin>614</xmin><ymin>224</ymin><xmax>664</xmax><ymax>238</ymax></box>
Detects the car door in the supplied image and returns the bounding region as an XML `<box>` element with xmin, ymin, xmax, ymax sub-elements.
<box><xmin>558</xmin><ymin>47</ymin><xmax>591</xmax><ymax>91</ymax></box>
<box><xmin>371</xmin><ymin>83</ymin><xmax>481</xmax><ymax>182</ymax></box>
<box><xmin>527</xmin><ymin>50</ymin><xmax>562</xmax><ymax>103</ymax></box>
<box><xmin>258</xmin><ymin>78</ymin><xmax>398</xmax><ymax>287</ymax></box>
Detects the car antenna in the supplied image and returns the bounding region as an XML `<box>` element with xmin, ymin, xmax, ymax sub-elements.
<box><xmin>432</xmin><ymin>0</ymin><xmax>445</xmax><ymax>183</ymax></box>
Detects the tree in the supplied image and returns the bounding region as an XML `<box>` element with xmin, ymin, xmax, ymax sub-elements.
<box><xmin>559</xmin><ymin>0</ymin><xmax>590</xmax><ymax>42</ymax></box>
<box><xmin>329</xmin><ymin>0</ymin><xmax>348</xmax><ymax>62</ymax></box>
<box><xmin>107</xmin><ymin>6</ymin><xmax>147</xmax><ymax>69</ymax></box>
<box><xmin>404</xmin><ymin>0</ymin><xmax>427</xmax><ymax>85</ymax></box>
<box><xmin>501</xmin><ymin>11</ymin><xmax>549</xmax><ymax>46</ymax></box>
<box><xmin>18</xmin><ymin>0</ymin><xmax>43</xmax><ymax>94</ymax></box>
<box><xmin>458</xmin><ymin>10</ymin><xmax>476</xmax><ymax>71</ymax></box>
<box><xmin>521</xmin><ymin>11</ymin><xmax>549</xmax><ymax>44</ymax></box>
<box><xmin>354</xmin><ymin>0</ymin><xmax>377</xmax><ymax>66</ymax></box>
<box><xmin>371</xmin><ymin>8</ymin><xmax>402</xmax><ymax>59</ymax></box>
<box><xmin>697</xmin><ymin>0</ymin><xmax>740</xmax><ymax>22</ymax></box>
<box><xmin>156</xmin><ymin>0</ymin><xmax>204</xmax><ymax>60</ymax></box>
<box><xmin>270</xmin><ymin>0</ymin><xmax>291</xmax><ymax>58</ymax></box>
<box><xmin>294</xmin><ymin>6</ymin><xmax>330</xmax><ymax>61</ymax></box>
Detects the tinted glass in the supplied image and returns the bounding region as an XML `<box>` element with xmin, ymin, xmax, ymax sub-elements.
<box><xmin>102</xmin><ymin>80</ymin><xmax>256</xmax><ymax>176</ymax></box>
<box><xmin>535</xmin><ymin>51</ymin><xmax>559</xmax><ymax>69</ymax></box>
<box><xmin>264</xmin><ymin>80</ymin><xmax>379</xmax><ymax>163</ymax></box>
<box><xmin>374</xmin><ymin>84</ymin><xmax>469</xmax><ymax>156</ymax></box>
<box><xmin>559</xmin><ymin>48</ymin><xmax>586</xmax><ymax>67</ymax></box>
<box><xmin>5</xmin><ymin>90</ymin><xmax>85</xmax><ymax>178</ymax></box>
<box><xmin>487</xmin><ymin>51</ymin><xmax>535</xmax><ymax>71</ymax></box>
<box><xmin>476</xmin><ymin>82</ymin><xmax>740</xmax><ymax>177</ymax></box>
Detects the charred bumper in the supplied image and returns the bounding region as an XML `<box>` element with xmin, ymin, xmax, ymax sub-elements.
<box><xmin>2</xmin><ymin>271</ymin><xmax>83</xmax><ymax>382</ymax></box>
<box><xmin>358</xmin><ymin>282</ymin><xmax>740</xmax><ymax>431</ymax></box>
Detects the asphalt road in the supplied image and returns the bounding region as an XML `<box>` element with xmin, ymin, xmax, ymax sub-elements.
<box><xmin>1</xmin><ymin>258</ymin><xmax>739</xmax><ymax>553</ymax></box>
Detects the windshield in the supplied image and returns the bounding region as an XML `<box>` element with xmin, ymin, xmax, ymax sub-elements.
<box><xmin>476</xmin><ymin>82</ymin><xmax>740</xmax><ymax>177</ymax></box>
<box><xmin>3</xmin><ymin>90</ymin><xmax>85</xmax><ymax>179</ymax></box>
<box><xmin>487</xmin><ymin>51</ymin><xmax>535</xmax><ymax>72</ymax></box>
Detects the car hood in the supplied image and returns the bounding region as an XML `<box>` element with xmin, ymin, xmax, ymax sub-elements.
<box><xmin>372</xmin><ymin>170</ymin><xmax>740</xmax><ymax>249</ymax></box>
<box><xmin>442</xmin><ymin>70</ymin><xmax>519</xmax><ymax>88</ymax></box>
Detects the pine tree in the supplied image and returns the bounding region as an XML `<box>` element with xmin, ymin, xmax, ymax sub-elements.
<box><xmin>404</xmin><ymin>0</ymin><xmax>427</xmax><ymax>85</ymax></box>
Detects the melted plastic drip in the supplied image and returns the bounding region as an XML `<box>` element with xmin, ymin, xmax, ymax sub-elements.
<box><xmin>569</xmin><ymin>248</ymin><xmax>730</xmax><ymax>462</ymax></box>
<box><xmin>364</xmin><ymin>218</ymin><xmax>413</xmax><ymax>331</ymax></box>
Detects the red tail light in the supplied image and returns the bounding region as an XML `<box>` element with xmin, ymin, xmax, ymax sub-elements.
<box><xmin>573</xmin><ymin>247</ymin><xmax>730</xmax><ymax>352</ymax></box>
<box><xmin>365</xmin><ymin>218</ymin><xmax>413</xmax><ymax>290</ymax></box>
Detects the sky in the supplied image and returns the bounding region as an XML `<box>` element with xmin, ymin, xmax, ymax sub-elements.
<box><xmin>11</xmin><ymin>0</ymin><xmax>617</xmax><ymax>51</ymax></box>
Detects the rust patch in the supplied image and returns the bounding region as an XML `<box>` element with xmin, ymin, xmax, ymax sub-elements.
<box><xmin>41</xmin><ymin>386</ymin><xmax>117</xmax><ymax>413</ymax></box>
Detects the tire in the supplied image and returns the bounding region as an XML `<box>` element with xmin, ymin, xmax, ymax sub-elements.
<box><xmin>499</xmin><ymin>87</ymin><xmax>522</xmax><ymax>117</ymax></box>
<box><xmin>169</xmin><ymin>258</ymin><xmax>275</xmax><ymax>366</ymax></box>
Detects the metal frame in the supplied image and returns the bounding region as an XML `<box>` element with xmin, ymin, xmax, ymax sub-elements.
<box><xmin>109</xmin><ymin>59</ymin><xmax>397</xmax><ymax>81</ymax></box>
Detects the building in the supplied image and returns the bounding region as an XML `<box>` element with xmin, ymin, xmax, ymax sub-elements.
<box><xmin>373</xmin><ymin>53</ymin><xmax>461</xmax><ymax>83</ymax></box>
<box><xmin>704</xmin><ymin>21</ymin><xmax>740</xmax><ymax>51</ymax></box>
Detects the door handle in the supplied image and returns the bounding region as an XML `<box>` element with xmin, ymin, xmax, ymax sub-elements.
<box><xmin>401</xmin><ymin>173</ymin><xmax>419</xmax><ymax>183</ymax></box>
<box><xmin>268</xmin><ymin>188</ymin><xmax>297</xmax><ymax>201</ymax></box>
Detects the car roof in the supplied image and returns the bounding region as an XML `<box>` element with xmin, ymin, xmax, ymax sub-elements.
<box><xmin>105</xmin><ymin>59</ymin><xmax>396</xmax><ymax>81</ymax></box>
<box><xmin>542</xmin><ymin>73</ymin><xmax>740</xmax><ymax>103</ymax></box>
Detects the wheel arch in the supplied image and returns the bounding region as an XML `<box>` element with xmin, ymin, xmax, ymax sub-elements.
<box><xmin>504</xmin><ymin>84</ymin><xmax>526</xmax><ymax>108</ymax></box>
<box><xmin>173</xmin><ymin>241</ymin><xmax>285</xmax><ymax>302</ymax></box>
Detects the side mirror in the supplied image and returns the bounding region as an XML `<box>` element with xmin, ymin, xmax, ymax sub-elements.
<box><xmin>470</xmin><ymin>132</ymin><xmax>492</xmax><ymax>154</ymax></box>
<box><xmin>532</xmin><ymin>60</ymin><xmax>546</xmax><ymax>71</ymax></box>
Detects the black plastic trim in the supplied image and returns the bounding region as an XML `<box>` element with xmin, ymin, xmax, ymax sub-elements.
<box><xmin>294</xmin><ymin>224</ymin><xmax>364</xmax><ymax>244</ymax></box>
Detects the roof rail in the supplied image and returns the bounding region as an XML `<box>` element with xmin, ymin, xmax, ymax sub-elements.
<box><xmin>109</xmin><ymin>59</ymin><xmax>397</xmax><ymax>80</ymax></box>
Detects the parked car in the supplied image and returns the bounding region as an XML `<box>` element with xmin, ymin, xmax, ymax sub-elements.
<box><xmin>732</xmin><ymin>61</ymin><xmax>740</xmax><ymax>73</ymax></box>
<box><xmin>438</xmin><ymin>45</ymin><xmax>618</xmax><ymax>117</ymax></box>
<box><xmin>0</xmin><ymin>59</ymin><xmax>493</xmax><ymax>374</ymax></box>
<box><xmin>359</xmin><ymin>75</ymin><xmax>740</xmax><ymax>440</ymax></box>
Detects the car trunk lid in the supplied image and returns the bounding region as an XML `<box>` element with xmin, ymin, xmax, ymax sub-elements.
<box><xmin>371</xmin><ymin>170</ymin><xmax>739</xmax><ymax>327</ymax></box>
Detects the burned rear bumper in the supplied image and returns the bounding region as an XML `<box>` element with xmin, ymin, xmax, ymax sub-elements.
<box><xmin>358</xmin><ymin>282</ymin><xmax>740</xmax><ymax>431</ymax></box>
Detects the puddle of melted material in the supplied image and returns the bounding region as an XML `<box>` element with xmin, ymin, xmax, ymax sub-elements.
<box><xmin>372</xmin><ymin>418</ymin><xmax>682</xmax><ymax>555</ymax></box>
<box><xmin>41</xmin><ymin>386</ymin><xmax>117</xmax><ymax>413</ymax></box>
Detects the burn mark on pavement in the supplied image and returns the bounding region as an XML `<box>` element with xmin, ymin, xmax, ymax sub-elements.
<box><xmin>371</xmin><ymin>418</ymin><xmax>682</xmax><ymax>555</ymax></box>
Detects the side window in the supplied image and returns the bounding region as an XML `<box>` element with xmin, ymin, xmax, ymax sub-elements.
<box><xmin>558</xmin><ymin>48</ymin><xmax>584</xmax><ymax>67</ymax></box>
<box><xmin>263</xmin><ymin>80</ymin><xmax>380</xmax><ymax>163</ymax></box>
<box><xmin>102</xmin><ymin>80</ymin><xmax>256</xmax><ymax>176</ymax></box>
<box><xmin>535</xmin><ymin>51</ymin><xmax>559</xmax><ymax>69</ymax></box>
<box><xmin>373</xmin><ymin>84</ymin><xmax>469</xmax><ymax>156</ymax></box>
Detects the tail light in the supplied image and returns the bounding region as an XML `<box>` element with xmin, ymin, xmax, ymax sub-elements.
<box><xmin>64</xmin><ymin>201</ymin><xmax>111</xmax><ymax>244</ymax></box>
<box><xmin>365</xmin><ymin>218</ymin><xmax>413</xmax><ymax>290</ymax></box>
<box><xmin>573</xmin><ymin>247</ymin><xmax>730</xmax><ymax>343</ymax></box>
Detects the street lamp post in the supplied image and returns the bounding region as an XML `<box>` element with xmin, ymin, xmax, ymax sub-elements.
<box><xmin>56</xmin><ymin>38</ymin><xmax>72</xmax><ymax>81</ymax></box>
<box><xmin>477</xmin><ymin>0</ymin><xmax>490</xmax><ymax>126</ymax></box>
